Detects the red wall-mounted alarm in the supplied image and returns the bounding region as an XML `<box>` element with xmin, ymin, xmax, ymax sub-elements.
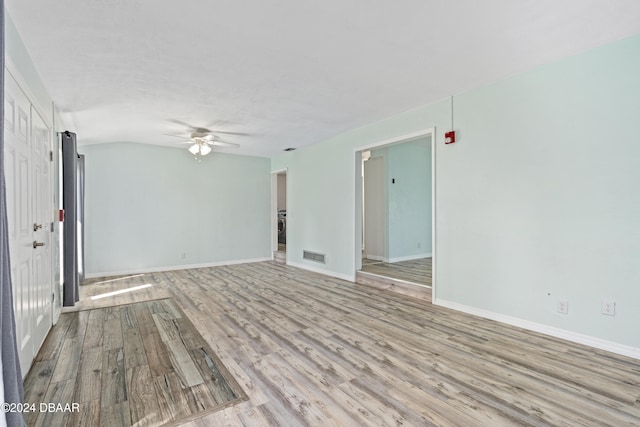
<box><xmin>445</xmin><ymin>131</ymin><xmax>456</xmax><ymax>144</ymax></box>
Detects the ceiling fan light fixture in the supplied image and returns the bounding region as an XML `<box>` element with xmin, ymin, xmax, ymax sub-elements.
<box><xmin>173</xmin><ymin>126</ymin><xmax>241</xmax><ymax>158</ymax></box>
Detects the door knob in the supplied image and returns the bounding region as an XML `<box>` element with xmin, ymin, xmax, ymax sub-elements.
<box><xmin>33</xmin><ymin>241</ymin><xmax>45</xmax><ymax>249</ymax></box>
<box><xmin>33</xmin><ymin>223</ymin><xmax>42</xmax><ymax>231</ymax></box>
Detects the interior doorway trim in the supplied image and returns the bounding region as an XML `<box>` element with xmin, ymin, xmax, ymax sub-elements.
<box><xmin>270</xmin><ymin>168</ymin><xmax>288</xmax><ymax>260</ymax></box>
<box><xmin>353</xmin><ymin>127</ymin><xmax>436</xmax><ymax>297</ymax></box>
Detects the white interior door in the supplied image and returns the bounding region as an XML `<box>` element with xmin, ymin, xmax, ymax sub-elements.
<box><xmin>4</xmin><ymin>71</ymin><xmax>52</xmax><ymax>376</ymax></box>
<box><xmin>363</xmin><ymin>157</ymin><xmax>384</xmax><ymax>260</ymax></box>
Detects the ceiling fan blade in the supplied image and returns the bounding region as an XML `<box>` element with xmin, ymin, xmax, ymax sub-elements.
<box><xmin>197</xmin><ymin>129</ymin><xmax>249</xmax><ymax>137</ymax></box>
<box><xmin>208</xmin><ymin>140</ymin><xmax>240</xmax><ymax>148</ymax></box>
<box><xmin>206</xmin><ymin>130</ymin><xmax>250</xmax><ymax>136</ymax></box>
<box><xmin>167</xmin><ymin>119</ymin><xmax>249</xmax><ymax>136</ymax></box>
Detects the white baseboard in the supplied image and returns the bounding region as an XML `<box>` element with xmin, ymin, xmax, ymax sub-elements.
<box><xmin>287</xmin><ymin>261</ymin><xmax>355</xmax><ymax>282</ymax></box>
<box><xmin>388</xmin><ymin>252</ymin><xmax>432</xmax><ymax>263</ymax></box>
<box><xmin>434</xmin><ymin>298</ymin><xmax>640</xmax><ymax>360</ymax></box>
<box><xmin>364</xmin><ymin>254</ymin><xmax>385</xmax><ymax>262</ymax></box>
<box><xmin>85</xmin><ymin>257</ymin><xmax>272</xmax><ymax>279</ymax></box>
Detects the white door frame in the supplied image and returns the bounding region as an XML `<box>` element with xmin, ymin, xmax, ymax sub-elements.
<box><xmin>270</xmin><ymin>168</ymin><xmax>288</xmax><ymax>257</ymax></box>
<box><xmin>353</xmin><ymin>128</ymin><xmax>436</xmax><ymax>296</ymax></box>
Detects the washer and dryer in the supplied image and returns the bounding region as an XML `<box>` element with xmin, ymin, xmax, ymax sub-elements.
<box><xmin>277</xmin><ymin>210</ymin><xmax>286</xmax><ymax>244</ymax></box>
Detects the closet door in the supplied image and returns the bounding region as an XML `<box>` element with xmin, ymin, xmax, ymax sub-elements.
<box><xmin>4</xmin><ymin>71</ymin><xmax>52</xmax><ymax>376</ymax></box>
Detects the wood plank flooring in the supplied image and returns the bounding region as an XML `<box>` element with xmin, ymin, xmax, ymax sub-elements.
<box><xmin>360</xmin><ymin>257</ymin><xmax>432</xmax><ymax>286</ymax></box>
<box><xmin>273</xmin><ymin>251</ymin><xmax>286</xmax><ymax>265</ymax></box>
<box><xmin>68</xmin><ymin>273</ymin><xmax>172</xmax><ymax>312</ymax></box>
<box><xmin>25</xmin><ymin>299</ymin><xmax>245</xmax><ymax>426</ymax></box>
<box><xmin>356</xmin><ymin>270</ymin><xmax>432</xmax><ymax>302</ymax></box>
<box><xmin>28</xmin><ymin>261</ymin><xmax>640</xmax><ymax>426</ymax></box>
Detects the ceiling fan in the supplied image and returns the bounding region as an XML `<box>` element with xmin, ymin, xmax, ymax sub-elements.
<box><xmin>164</xmin><ymin>121</ymin><xmax>246</xmax><ymax>158</ymax></box>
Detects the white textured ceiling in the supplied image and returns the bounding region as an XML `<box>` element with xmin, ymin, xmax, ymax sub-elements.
<box><xmin>6</xmin><ymin>1</ymin><xmax>640</xmax><ymax>157</ymax></box>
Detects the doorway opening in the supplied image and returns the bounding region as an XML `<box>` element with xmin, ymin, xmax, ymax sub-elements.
<box><xmin>271</xmin><ymin>169</ymin><xmax>287</xmax><ymax>263</ymax></box>
<box><xmin>354</xmin><ymin>129</ymin><xmax>435</xmax><ymax>299</ymax></box>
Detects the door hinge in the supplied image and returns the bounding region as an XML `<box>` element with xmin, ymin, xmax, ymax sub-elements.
<box><xmin>52</xmin><ymin>293</ymin><xmax>55</xmax><ymax>303</ymax></box>
<box><xmin>51</xmin><ymin>222</ymin><xmax>54</xmax><ymax>232</ymax></box>
<box><xmin>50</xmin><ymin>151</ymin><xmax>54</xmax><ymax>162</ymax></box>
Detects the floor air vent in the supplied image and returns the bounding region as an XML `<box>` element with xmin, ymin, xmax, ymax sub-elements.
<box><xmin>303</xmin><ymin>250</ymin><xmax>326</xmax><ymax>264</ymax></box>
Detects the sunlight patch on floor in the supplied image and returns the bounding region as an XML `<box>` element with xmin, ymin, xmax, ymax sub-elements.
<box><xmin>90</xmin><ymin>283</ymin><xmax>153</xmax><ymax>300</ymax></box>
<box><xmin>87</xmin><ymin>273</ymin><xmax>145</xmax><ymax>286</ymax></box>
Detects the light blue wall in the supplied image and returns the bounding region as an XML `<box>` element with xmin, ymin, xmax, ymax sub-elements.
<box><xmin>386</xmin><ymin>137</ymin><xmax>431</xmax><ymax>260</ymax></box>
<box><xmin>272</xmin><ymin>35</ymin><xmax>640</xmax><ymax>351</ymax></box>
<box><xmin>272</xmin><ymin>102</ymin><xmax>448</xmax><ymax>279</ymax></box>
<box><xmin>437</xmin><ymin>35</ymin><xmax>640</xmax><ymax>348</ymax></box>
<box><xmin>369</xmin><ymin>137</ymin><xmax>432</xmax><ymax>261</ymax></box>
<box><xmin>4</xmin><ymin>11</ymin><xmax>54</xmax><ymax>119</ymax></box>
<box><xmin>80</xmin><ymin>143</ymin><xmax>271</xmax><ymax>275</ymax></box>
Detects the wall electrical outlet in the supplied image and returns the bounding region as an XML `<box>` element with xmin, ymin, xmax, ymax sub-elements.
<box><xmin>602</xmin><ymin>299</ymin><xmax>615</xmax><ymax>316</ymax></box>
<box><xmin>181</xmin><ymin>252</ymin><xmax>186</xmax><ymax>259</ymax></box>
<box><xmin>557</xmin><ymin>299</ymin><xmax>569</xmax><ymax>315</ymax></box>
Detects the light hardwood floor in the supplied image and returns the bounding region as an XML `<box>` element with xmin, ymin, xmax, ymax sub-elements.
<box><xmin>360</xmin><ymin>257</ymin><xmax>432</xmax><ymax>286</ymax></box>
<box><xmin>30</xmin><ymin>262</ymin><xmax>640</xmax><ymax>426</ymax></box>
<box><xmin>25</xmin><ymin>299</ymin><xmax>246</xmax><ymax>426</ymax></box>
